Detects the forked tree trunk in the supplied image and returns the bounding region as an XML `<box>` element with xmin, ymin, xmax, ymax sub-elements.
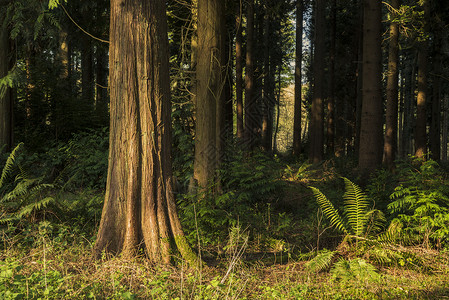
<box><xmin>292</xmin><ymin>0</ymin><xmax>303</xmax><ymax>156</ymax></box>
<box><xmin>94</xmin><ymin>0</ymin><xmax>197</xmax><ymax>265</ymax></box>
<box><xmin>383</xmin><ymin>0</ymin><xmax>400</xmax><ymax>169</ymax></box>
<box><xmin>0</xmin><ymin>24</ymin><xmax>12</xmax><ymax>152</ymax></box>
<box><xmin>358</xmin><ymin>0</ymin><xmax>383</xmax><ymax>174</ymax></box>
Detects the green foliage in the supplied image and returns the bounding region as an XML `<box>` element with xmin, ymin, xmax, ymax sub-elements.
<box><xmin>178</xmin><ymin>151</ymin><xmax>285</xmax><ymax>247</ymax></box>
<box><xmin>388</xmin><ymin>158</ymin><xmax>449</xmax><ymax>248</ymax></box>
<box><xmin>310</xmin><ymin>177</ymin><xmax>385</xmax><ymax>239</ymax></box>
<box><xmin>330</xmin><ymin>258</ymin><xmax>380</xmax><ymax>284</ymax></box>
<box><xmin>305</xmin><ymin>249</ymin><xmax>337</xmax><ymax>273</ymax></box>
<box><xmin>0</xmin><ymin>144</ymin><xmax>54</xmax><ymax>225</ymax></box>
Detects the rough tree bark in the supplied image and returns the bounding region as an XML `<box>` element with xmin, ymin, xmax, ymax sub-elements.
<box><xmin>292</xmin><ymin>0</ymin><xmax>303</xmax><ymax>156</ymax></box>
<box><xmin>326</xmin><ymin>0</ymin><xmax>336</xmax><ymax>155</ymax></box>
<box><xmin>193</xmin><ymin>0</ymin><xmax>225</xmax><ymax>189</ymax></box>
<box><xmin>358</xmin><ymin>0</ymin><xmax>383</xmax><ymax>174</ymax></box>
<box><xmin>94</xmin><ymin>0</ymin><xmax>197</xmax><ymax>265</ymax></box>
<box><xmin>383</xmin><ymin>0</ymin><xmax>400</xmax><ymax>169</ymax></box>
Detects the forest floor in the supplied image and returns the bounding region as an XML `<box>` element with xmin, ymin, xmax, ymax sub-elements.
<box><xmin>1</xmin><ymin>235</ymin><xmax>449</xmax><ymax>299</ymax></box>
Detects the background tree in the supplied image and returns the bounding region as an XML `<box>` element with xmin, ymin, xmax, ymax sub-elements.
<box><xmin>383</xmin><ymin>0</ymin><xmax>400</xmax><ymax>169</ymax></box>
<box><xmin>193</xmin><ymin>0</ymin><xmax>226</xmax><ymax>189</ymax></box>
<box><xmin>309</xmin><ymin>0</ymin><xmax>325</xmax><ymax>163</ymax></box>
<box><xmin>0</xmin><ymin>17</ymin><xmax>13</xmax><ymax>152</ymax></box>
<box><xmin>292</xmin><ymin>0</ymin><xmax>303</xmax><ymax>156</ymax></box>
<box><xmin>93</xmin><ymin>0</ymin><xmax>196</xmax><ymax>264</ymax></box>
<box><xmin>358</xmin><ymin>0</ymin><xmax>383</xmax><ymax>174</ymax></box>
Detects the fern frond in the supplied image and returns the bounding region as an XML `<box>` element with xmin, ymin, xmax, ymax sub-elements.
<box><xmin>310</xmin><ymin>186</ymin><xmax>348</xmax><ymax>234</ymax></box>
<box><xmin>331</xmin><ymin>258</ymin><xmax>380</xmax><ymax>282</ymax></box>
<box><xmin>305</xmin><ymin>250</ymin><xmax>337</xmax><ymax>273</ymax></box>
<box><xmin>377</xmin><ymin>219</ymin><xmax>403</xmax><ymax>243</ymax></box>
<box><xmin>16</xmin><ymin>197</ymin><xmax>54</xmax><ymax>219</ymax></box>
<box><xmin>342</xmin><ymin>177</ymin><xmax>370</xmax><ymax>237</ymax></box>
<box><xmin>0</xmin><ymin>143</ymin><xmax>23</xmax><ymax>188</ymax></box>
<box><xmin>364</xmin><ymin>209</ymin><xmax>386</xmax><ymax>237</ymax></box>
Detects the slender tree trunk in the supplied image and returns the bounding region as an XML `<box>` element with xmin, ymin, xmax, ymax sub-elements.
<box><xmin>244</xmin><ymin>0</ymin><xmax>256</xmax><ymax>149</ymax></box>
<box><xmin>261</xmin><ymin>8</ymin><xmax>273</xmax><ymax>152</ymax></box>
<box><xmin>94</xmin><ymin>0</ymin><xmax>197</xmax><ymax>265</ymax></box>
<box><xmin>81</xmin><ymin>37</ymin><xmax>94</xmax><ymax>115</ymax></box>
<box><xmin>235</xmin><ymin>3</ymin><xmax>244</xmax><ymax>140</ymax></box>
<box><xmin>326</xmin><ymin>0</ymin><xmax>336</xmax><ymax>155</ymax></box>
<box><xmin>358</xmin><ymin>0</ymin><xmax>383</xmax><ymax>174</ymax></box>
<box><xmin>0</xmin><ymin>24</ymin><xmax>12</xmax><ymax>152</ymax></box>
<box><xmin>293</xmin><ymin>0</ymin><xmax>303</xmax><ymax>156</ymax></box>
<box><xmin>442</xmin><ymin>95</ymin><xmax>448</xmax><ymax>161</ymax></box>
<box><xmin>309</xmin><ymin>0</ymin><xmax>325</xmax><ymax>163</ymax></box>
<box><xmin>383</xmin><ymin>0</ymin><xmax>400</xmax><ymax>169</ymax></box>
<box><xmin>95</xmin><ymin>45</ymin><xmax>109</xmax><ymax>127</ymax></box>
<box><xmin>190</xmin><ymin>0</ymin><xmax>198</xmax><ymax>106</ymax></box>
<box><xmin>430</xmin><ymin>32</ymin><xmax>441</xmax><ymax>161</ymax></box>
<box><xmin>414</xmin><ymin>0</ymin><xmax>429</xmax><ymax>159</ymax></box>
<box><xmin>354</xmin><ymin>1</ymin><xmax>364</xmax><ymax>157</ymax></box>
<box><xmin>193</xmin><ymin>0</ymin><xmax>225</xmax><ymax>189</ymax></box>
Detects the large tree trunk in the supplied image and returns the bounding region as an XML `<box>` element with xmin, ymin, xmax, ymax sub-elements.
<box><xmin>309</xmin><ymin>0</ymin><xmax>325</xmax><ymax>163</ymax></box>
<box><xmin>414</xmin><ymin>0</ymin><xmax>429</xmax><ymax>159</ymax></box>
<box><xmin>0</xmin><ymin>24</ymin><xmax>12</xmax><ymax>152</ymax></box>
<box><xmin>244</xmin><ymin>0</ymin><xmax>256</xmax><ymax>149</ymax></box>
<box><xmin>235</xmin><ymin>4</ymin><xmax>244</xmax><ymax>140</ymax></box>
<box><xmin>193</xmin><ymin>0</ymin><xmax>225</xmax><ymax>189</ymax></box>
<box><xmin>383</xmin><ymin>0</ymin><xmax>400</xmax><ymax>169</ymax></box>
<box><xmin>94</xmin><ymin>0</ymin><xmax>197</xmax><ymax>265</ymax></box>
<box><xmin>358</xmin><ymin>0</ymin><xmax>383</xmax><ymax>174</ymax></box>
<box><xmin>292</xmin><ymin>0</ymin><xmax>303</xmax><ymax>156</ymax></box>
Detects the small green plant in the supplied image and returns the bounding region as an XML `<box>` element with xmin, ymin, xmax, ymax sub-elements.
<box><xmin>0</xmin><ymin>143</ymin><xmax>54</xmax><ymax>225</ymax></box>
<box><xmin>388</xmin><ymin>158</ymin><xmax>449</xmax><ymax>248</ymax></box>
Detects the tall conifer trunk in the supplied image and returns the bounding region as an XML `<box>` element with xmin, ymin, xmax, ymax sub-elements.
<box><xmin>383</xmin><ymin>0</ymin><xmax>400</xmax><ymax>168</ymax></box>
<box><xmin>309</xmin><ymin>0</ymin><xmax>325</xmax><ymax>163</ymax></box>
<box><xmin>358</xmin><ymin>0</ymin><xmax>383</xmax><ymax>173</ymax></box>
<box><xmin>414</xmin><ymin>0</ymin><xmax>429</xmax><ymax>159</ymax></box>
<box><xmin>193</xmin><ymin>0</ymin><xmax>225</xmax><ymax>189</ymax></box>
<box><xmin>292</xmin><ymin>0</ymin><xmax>303</xmax><ymax>156</ymax></box>
<box><xmin>235</xmin><ymin>4</ymin><xmax>244</xmax><ymax>140</ymax></box>
<box><xmin>244</xmin><ymin>0</ymin><xmax>256</xmax><ymax>149</ymax></box>
<box><xmin>0</xmin><ymin>24</ymin><xmax>12</xmax><ymax>152</ymax></box>
<box><xmin>94</xmin><ymin>0</ymin><xmax>196</xmax><ymax>265</ymax></box>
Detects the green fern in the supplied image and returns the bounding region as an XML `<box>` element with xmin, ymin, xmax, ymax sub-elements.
<box><xmin>330</xmin><ymin>258</ymin><xmax>380</xmax><ymax>283</ymax></box>
<box><xmin>305</xmin><ymin>249</ymin><xmax>337</xmax><ymax>273</ymax></box>
<box><xmin>310</xmin><ymin>186</ymin><xmax>348</xmax><ymax>234</ymax></box>
<box><xmin>342</xmin><ymin>177</ymin><xmax>370</xmax><ymax>237</ymax></box>
<box><xmin>310</xmin><ymin>177</ymin><xmax>384</xmax><ymax>238</ymax></box>
<box><xmin>0</xmin><ymin>144</ymin><xmax>54</xmax><ymax>224</ymax></box>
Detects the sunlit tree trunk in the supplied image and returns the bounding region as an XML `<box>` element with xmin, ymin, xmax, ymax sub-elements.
<box><xmin>193</xmin><ymin>0</ymin><xmax>225</xmax><ymax>189</ymax></box>
<box><xmin>358</xmin><ymin>0</ymin><xmax>383</xmax><ymax>174</ymax></box>
<box><xmin>0</xmin><ymin>23</ymin><xmax>12</xmax><ymax>152</ymax></box>
<box><xmin>94</xmin><ymin>0</ymin><xmax>197</xmax><ymax>265</ymax></box>
<box><xmin>235</xmin><ymin>3</ymin><xmax>244</xmax><ymax>140</ymax></box>
<box><xmin>414</xmin><ymin>0</ymin><xmax>429</xmax><ymax>159</ymax></box>
<box><xmin>383</xmin><ymin>0</ymin><xmax>400</xmax><ymax>169</ymax></box>
<box><xmin>309</xmin><ymin>0</ymin><xmax>325</xmax><ymax>163</ymax></box>
<box><xmin>292</xmin><ymin>0</ymin><xmax>303</xmax><ymax>156</ymax></box>
<box><xmin>244</xmin><ymin>0</ymin><xmax>256</xmax><ymax>149</ymax></box>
